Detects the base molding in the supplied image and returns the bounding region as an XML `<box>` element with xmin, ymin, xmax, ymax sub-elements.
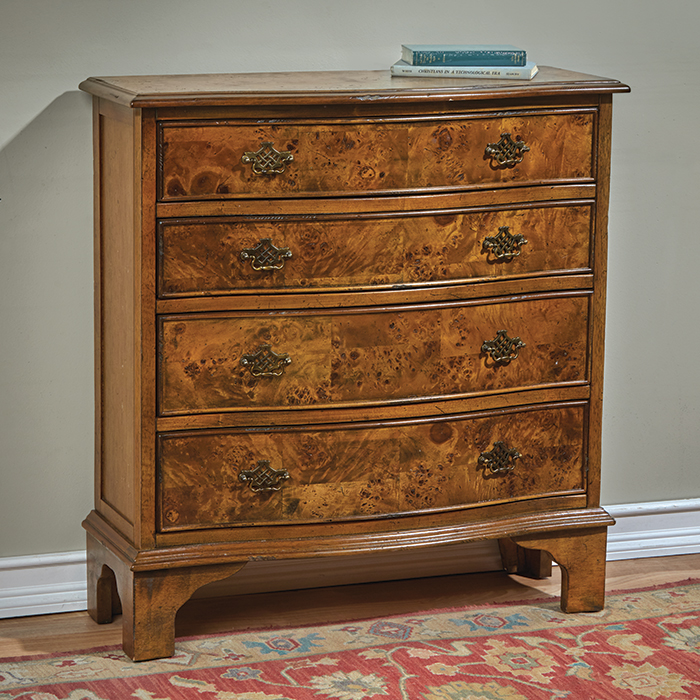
<box><xmin>2</xmin><ymin>498</ymin><xmax>699</xmax><ymax>619</ymax></box>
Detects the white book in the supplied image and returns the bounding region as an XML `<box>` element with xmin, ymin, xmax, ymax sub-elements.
<box><xmin>390</xmin><ymin>60</ymin><xmax>539</xmax><ymax>81</ymax></box>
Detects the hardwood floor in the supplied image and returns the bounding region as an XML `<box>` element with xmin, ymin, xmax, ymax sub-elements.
<box><xmin>1</xmin><ymin>554</ymin><xmax>698</xmax><ymax>659</ymax></box>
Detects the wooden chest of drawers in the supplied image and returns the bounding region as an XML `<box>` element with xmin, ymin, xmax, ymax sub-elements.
<box><xmin>80</xmin><ymin>67</ymin><xmax>628</xmax><ymax>660</ymax></box>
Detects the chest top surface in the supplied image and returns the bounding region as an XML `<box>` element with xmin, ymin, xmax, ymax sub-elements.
<box><xmin>79</xmin><ymin>66</ymin><xmax>629</xmax><ymax>108</ymax></box>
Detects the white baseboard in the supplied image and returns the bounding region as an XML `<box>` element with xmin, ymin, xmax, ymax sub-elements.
<box><xmin>0</xmin><ymin>551</ymin><xmax>87</xmax><ymax>619</ymax></box>
<box><xmin>2</xmin><ymin>498</ymin><xmax>699</xmax><ymax>619</ymax></box>
<box><xmin>605</xmin><ymin>498</ymin><xmax>700</xmax><ymax>560</ymax></box>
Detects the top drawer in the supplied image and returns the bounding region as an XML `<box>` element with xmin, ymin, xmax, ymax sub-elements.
<box><xmin>158</xmin><ymin>109</ymin><xmax>595</xmax><ymax>201</ymax></box>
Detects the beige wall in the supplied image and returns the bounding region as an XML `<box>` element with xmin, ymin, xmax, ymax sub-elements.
<box><xmin>1</xmin><ymin>0</ymin><xmax>698</xmax><ymax>558</ymax></box>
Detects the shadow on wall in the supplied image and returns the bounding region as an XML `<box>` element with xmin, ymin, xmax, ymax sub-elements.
<box><xmin>0</xmin><ymin>90</ymin><xmax>95</xmax><ymax>557</ymax></box>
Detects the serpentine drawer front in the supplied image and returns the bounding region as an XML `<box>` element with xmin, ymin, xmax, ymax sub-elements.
<box><xmin>159</xmin><ymin>110</ymin><xmax>594</xmax><ymax>200</ymax></box>
<box><xmin>157</xmin><ymin>204</ymin><xmax>593</xmax><ymax>296</ymax></box>
<box><xmin>81</xmin><ymin>67</ymin><xmax>628</xmax><ymax>660</ymax></box>
<box><xmin>157</xmin><ymin>294</ymin><xmax>590</xmax><ymax>414</ymax></box>
<box><xmin>157</xmin><ymin>403</ymin><xmax>586</xmax><ymax>532</ymax></box>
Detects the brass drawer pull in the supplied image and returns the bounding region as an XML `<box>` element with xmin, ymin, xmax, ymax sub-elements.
<box><xmin>485</xmin><ymin>132</ymin><xmax>529</xmax><ymax>168</ymax></box>
<box><xmin>239</xmin><ymin>460</ymin><xmax>290</xmax><ymax>492</ymax></box>
<box><xmin>482</xmin><ymin>329</ymin><xmax>525</xmax><ymax>365</ymax></box>
<box><xmin>241</xmin><ymin>141</ymin><xmax>294</xmax><ymax>175</ymax></box>
<box><xmin>240</xmin><ymin>343</ymin><xmax>292</xmax><ymax>377</ymax></box>
<box><xmin>241</xmin><ymin>238</ymin><xmax>292</xmax><ymax>271</ymax></box>
<box><xmin>483</xmin><ymin>226</ymin><xmax>528</xmax><ymax>260</ymax></box>
<box><xmin>478</xmin><ymin>441</ymin><xmax>522</xmax><ymax>476</ymax></box>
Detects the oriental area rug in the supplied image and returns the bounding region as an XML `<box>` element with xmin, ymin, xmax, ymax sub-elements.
<box><xmin>1</xmin><ymin>580</ymin><xmax>699</xmax><ymax>700</ymax></box>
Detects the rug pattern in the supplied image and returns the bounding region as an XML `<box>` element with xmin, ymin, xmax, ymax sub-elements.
<box><xmin>1</xmin><ymin>580</ymin><xmax>699</xmax><ymax>699</ymax></box>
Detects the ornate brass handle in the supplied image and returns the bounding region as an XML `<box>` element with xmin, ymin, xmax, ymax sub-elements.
<box><xmin>241</xmin><ymin>239</ymin><xmax>292</xmax><ymax>271</ymax></box>
<box><xmin>241</xmin><ymin>142</ymin><xmax>293</xmax><ymax>175</ymax></box>
<box><xmin>483</xmin><ymin>226</ymin><xmax>528</xmax><ymax>260</ymax></box>
<box><xmin>478</xmin><ymin>441</ymin><xmax>522</xmax><ymax>476</ymax></box>
<box><xmin>240</xmin><ymin>343</ymin><xmax>292</xmax><ymax>377</ymax></box>
<box><xmin>481</xmin><ymin>330</ymin><xmax>525</xmax><ymax>365</ymax></box>
<box><xmin>238</xmin><ymin>460</ymin><xmax>290</xmax><ymax>492</ymax></box>
<box><xmin>484</xmin><ymin>132</ymin><xmax>529</xmax><ymax>168</ymax></box>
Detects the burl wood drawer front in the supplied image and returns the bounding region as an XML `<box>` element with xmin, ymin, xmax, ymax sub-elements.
<box><xmin>158</xmin><ymin>205</ymin><xmax>592</xmax><ymax>297</ymax></box>
<box><xmin>157</xmin><ymin>404</ymin><xmax>586</xmax><ymax>531</ymax></box>
<box><xmin>158</xmin><ymin>111</ymin><xmax>594</xmax><ymax>200</ymax></box>
<box><xmin>158</xmin><ymin>294</ymin><xmax>589</xmax><ymax>415</ymax></box>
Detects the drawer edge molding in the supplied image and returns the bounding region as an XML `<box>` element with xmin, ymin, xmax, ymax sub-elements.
<box><xmin>158</xmin><ymin>397</ymin><xmax>589</xmax><ymax>437</ymax></box>
<box><xmin>156</xmin><ymin>385</ymin><xmax>592</xmax><ymax>432</ymax></box>
<box><xmin>156</xmin><ymin>382</ymin><xmax>591</xmax><ymax>419</ymax></box>
<box><xmin>155</xmin><ymin>274</ymin><xmax>595</xmax><ymax>314</ymax></box>
<box><xmin>155</xmin><ymin>185</ymin><xmax>598</xmax><ymax>219</ymax></box>
<box><xmin>156</xmin><ymin>179</ymin><xmax>597</xmax><ymax>204</ymax></box>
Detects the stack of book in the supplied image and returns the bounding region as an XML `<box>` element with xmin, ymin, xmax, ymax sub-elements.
<box><xmin>391</xmin><ymin>44</ymin><xmax>538</xmax><ymax>81</ymax></box>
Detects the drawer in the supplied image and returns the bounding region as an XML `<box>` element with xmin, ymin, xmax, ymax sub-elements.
<box><xmin>158</xmin><ymin>294</ymin><xmax>589</xmax><ymax>415</ymax></box>
<box><xmin>158</xmin><ymin>204</ymin><xmax>592</xmax><ymax>297</ymax></box>
<box><xmin>157</xmin><ymin>403</ymin><xmax>586</xmax><ymax>531</ymax></box>
<box><xmin>158</xmin><ymin>110</ymin><xmax>594</xmax><ymax>200</ymax></box>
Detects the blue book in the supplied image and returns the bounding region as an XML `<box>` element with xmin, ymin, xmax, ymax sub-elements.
<box><xmin>401</xmin><ymin>44</ymin><xmax>527</xmax><ymax>67</ymax></box>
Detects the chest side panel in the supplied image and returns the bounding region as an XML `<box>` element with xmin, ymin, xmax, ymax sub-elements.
<box><xmin>95</xmin><ymin>100</ymin><xmax>139</xmax><ymax>538</ymax></box>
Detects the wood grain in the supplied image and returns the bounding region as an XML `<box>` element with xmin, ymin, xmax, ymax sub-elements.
<box><xmin>157</xmin><ymin>403</ymin><xmax>586</xmax><ymax>530</ymax></box>
<box><xmin>155</xmin><ymin>184</ymin><xmax>597</xmax><ymax>220</ymax></box>
<box><xmin>79</xmin><ymin>67</ymin><xmax>629</xmax><ymax>110</ymax></box>
<box><xmin>94</xmin><ymin>100</ymin><xmax>138</xmax><ymax>537</ymax></box>
<box><xmin>79</xmin><ymin>69</ymin><xmax>627</xmax><ymax>660</ymax></box>
<box><xmin>586</xmin><ymin>93</ymin><xmax>614</xmax><ymax>509</ymax></box>
<box><xmin>159</xmin><ymin>111</ymin><xmax>594</xmax><ymax>200</ymax></box>
<box><xmin>158</xmin><ymin>294</ymin><xmax>590</xmax><ymax>414</ymax></box>
<box><xmin>158</xmin><ymin>204</ymin><xmax>592</xmax><ymax>296</ymax></box>
<box><xmin>87</xmin><ymin>533</ymin><xmax>243</xmax><ymax>661</ymax></box>
<box><xmin>159</xmin><ymin>405</ymin><xmax>585</xmax><ymax>531</ymax></box>
<box><xmin>513</xmin><ymin>527</ymin><xmax>609</xmax><ymax>612</ymax></box>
